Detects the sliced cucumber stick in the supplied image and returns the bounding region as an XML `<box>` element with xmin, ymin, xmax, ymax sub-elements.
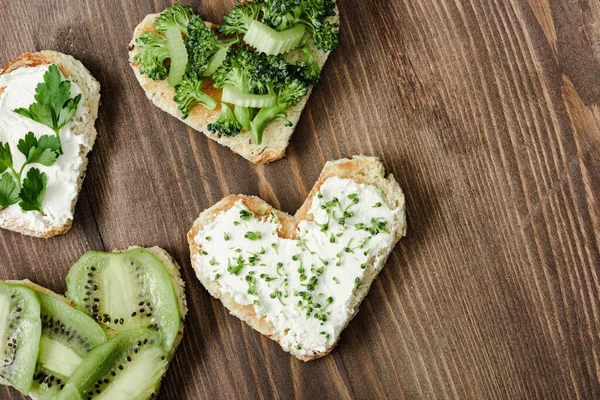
<box><xmin>222</xmin><ymin>86</ymin><xmax>276</xmax><ymax>108</ymax></box>
<box><xmin>165</xmin><ymin>27</ymin><xmax>188</xmax><ymax>87</ymax></box>
<box><xmin>244</xmin><ymin>20</ymin><xmax>306</xmax><ymax>55</ymax></box>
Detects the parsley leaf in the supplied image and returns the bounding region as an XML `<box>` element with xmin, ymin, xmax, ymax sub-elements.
<box><xmin>0</xmin><ymin>142</ymin><xmax>13</xmax><ymax>174</ymax></box>
<box><xmin>13</xmin><ymin>64</ymin><xmax>81</xmax><ymax>152</ymax></box>
<box><xmin>19</xmin><ymin>168</ymin><xmax>47</xmax><ymax>214</ymax></box>
<box><xmin>0</xmin><ymin>174</ymin><xmax>19</xmax><ymax>209</ymax></box>
<box><xmin>17</xmin><ymin>132</ymin><xmax>60</xmax><ymax>167</ymax></box>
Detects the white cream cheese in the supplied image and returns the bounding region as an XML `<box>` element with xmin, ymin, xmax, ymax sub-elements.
<box><xmin>0</xmin><ymin>65</ymin><xmax>89</xmax><ymax>233</ymax></box>
<box><xmin>193</xmin><ymin>177</ymin><xmax>401</xmax><ymax>357</ymax></box>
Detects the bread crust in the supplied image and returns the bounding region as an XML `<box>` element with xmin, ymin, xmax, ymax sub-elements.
<box><xmin>188</xmin><ymin>155</ymin><xmax>407</xmax><ymax>360</ymax></box>
<box><xmin>128</xmin><ymin>9</ymin><xmax>338</xmax><ymax>164</ymax></box>
<box><xmin>0</xmin><ymin>51</ymin><xmax>100</xmax><ymax>238</ymax></box>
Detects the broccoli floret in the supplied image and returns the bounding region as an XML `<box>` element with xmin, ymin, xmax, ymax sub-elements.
<box><xmin>187</xmin><ymin>15</ymin><xmax>237</xmax><ymax>76</ymax></box>
<box><xmin>251</xmin><ymin>76</ymin><xmax>307</xmax><ymax>144</ymax></box>
<box><xmin>154</xmin><ymin>4</ymin><xmax>194</xmax><ymax>34</ymax></box>
<box><xmin>208</xmin><ymin>103</ymin><xmax>242</xmax><ymax>137</ymax></box>
<box><xmin>211</xmin><ymin>46</ymin><xmax>309</xmax><ymax>142</ymax></box>
<box><xmin>211</xmin><ymin>46</ymin><xmax>256</xmax><ymax>92</ymax></box>
<box><xmin>211</xmin><ymin>46</ymin><xmax>258</xmax><ymax>132</ymax></box>
<box><xmin>220</xmin><ymin>2</ymin><xmax>262</xmax><ymax>36</ymax></box>
<box><xmin>312</xmin><ymin>20</ymin><xmax>339</xmax><ymax>51</ymax></box>
<box><xmin>174</xmin><ymin>74</ymin><xmax>218</xmax><ymax>119</ymax></box>
<box><xmin>294</xmin><ymin>41</ymin><xmax>320</xmax><ymax>84</ymax></box>
<box><xmin>222</xmin><ymin>0</ymin><xmax>340</xmax><ymax>52</ymax></box>
<box><xmin>134</xmin><ymin>32</ymin><xmax>170</xmax><ymax>80</ymax></box>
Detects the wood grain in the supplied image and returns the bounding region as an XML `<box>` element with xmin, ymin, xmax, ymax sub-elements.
<box><xmin>0</xmin><ymin>0</ymin><xmax>599</xmax><ymax>398</ymax></box>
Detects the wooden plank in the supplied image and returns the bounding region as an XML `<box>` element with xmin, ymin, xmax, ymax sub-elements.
<box><xmin>0</xmin><ymin>0</ymin><xmax>599</xmax><ymax>398</ymax></box>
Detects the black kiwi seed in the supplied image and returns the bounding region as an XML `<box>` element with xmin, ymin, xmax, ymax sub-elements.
<box><xmin>126</xmin><ymin>356</ymin><xmax>132</xmax><ymax>362</ymax></box>
<box><xmin>131</xmin><ymin>312</ymin><xmax>137</xmax><ymax>317</ymax></box>
<box><xmin>118</xmin><ymin>365</ymin><xmax>123</xmax><ymax>370</ymax></box>
<box><xmin>111</xmin><ymin>371</ymin><xmax>116</xmax><ymax>376</ymax></box>
<box><xmin>138</xmin><ymin>301</ymin><xmax>144</xmax><ymax>306</ymax></box>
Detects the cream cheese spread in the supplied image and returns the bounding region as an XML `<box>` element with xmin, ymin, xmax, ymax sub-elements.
<box><xmin>193</xmin><ymin>177</ymin><xmax>401</xmax><ymax>357</ymax></box>
<box><xmin>0</xmin><ymin>65</ymin><xmax>88</xmax><ymax>233</ymax></box>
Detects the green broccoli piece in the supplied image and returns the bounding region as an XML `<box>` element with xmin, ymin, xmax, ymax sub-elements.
<box><xmin>134</xmin><ymin>32</ymin><xmax>170</xmax><ymax>80</ymax></box>
<box><xmin>174</xmin><ymin>74</ymin><xmax>218</xmax><ymax>119</ymax></box>
<box><xmin>208</xmin><ymin>103</ymin><xmax>242</xmax><ymax>137</ymax></box>
<box><xmin>154</xmin><ymin>4</ymin><xmax>194</xmax><ymax>34</ymax></box>
<box><xmin>186</xmin><ymin>15</ymin><xmax>237</xmax><ymax>77</ymax></box>
<box><xmin>211</xmin><ymin>45</ymin><xmax>309</xmax><ymax>142</ymax></box>
<box><xmin>211</xmin><ymin>46</ymin><xmax>259</xmax><ymax>132</ymax></box>
<box><xmin>221</xmin><ymin>0</ymin><xmax>340</xmax><ymax>52</ymax></box>
<box><xmin>250</xmin><ymin>76</ymin><xmax>307</xmax><ymax>144</ymax></box>
<box><xmin>220</xmin><ymin>2</ymin><xmax>262</xmax><ymax>36</ymax></box>
<box><xmin>294</xmin><ymin>41</ymin><xmax>320</xmax><ymax>84</ymax></box>
<box><xmin>311</xmin><ymin>20</ymin><xmax>339</xmax><ymax>51</ymax></box>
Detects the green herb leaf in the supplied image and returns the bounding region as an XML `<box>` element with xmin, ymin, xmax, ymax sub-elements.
<box><xmin>0</xmin><ymin>174</ymin><xmax>19</xmax><ymax>209</ymax></box>
<box><xmin>0</xmin><ymin>143</ymin><xmax>13</xmax><ymax>174</ymax></box>
<box><xmin>18</xmin><ymin>168</ymin><xmax>47</xmax><ymax>214</ymax></box>
<box><xmin>244</xmin><ymin>231</ymin><xmax>262</xmax><ymax>240</ymax></box>
<box><xmin>13</xmin><ymin>64</ymin><xmax>81</xmax><ymax>150</ymax></box>
<box><xmin>240</xmin><ymin>209</ymin><xmax>253</xmax><ymax>221</ymax></box>
<box><xmin>17</xmin><ymin>132</ymin><xmax>38</xmax><ymax>159</ymax></box>
<box><xmin>17</xmin><ymin>133</ymin><xmax>60</xmax><ymax>167</ymax></box>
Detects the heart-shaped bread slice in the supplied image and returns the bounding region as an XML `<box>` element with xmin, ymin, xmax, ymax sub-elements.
<box><xmin>128</xmin><ymin>10</ymin><xmax>338</xmax><ymax>164</ymax></box>
<box><xmin>188</xmin><ymin>156</ymin><xmax>406</xmax><ymax>360</ymax></box>
<box><xmin>0</xmin><ymin>51</ymin><xmax>100</xmax><ymax>238</ymax></box>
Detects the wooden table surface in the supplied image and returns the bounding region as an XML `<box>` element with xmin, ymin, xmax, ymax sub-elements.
<box><xmin>1</xmin><ymin>0</ymin><xmax>599</xmax><ymax>398</ymax></box>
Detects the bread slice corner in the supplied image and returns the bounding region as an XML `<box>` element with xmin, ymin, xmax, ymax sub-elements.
<box><xmin>0</xmin><ymin>51</ymin><xmax>100</xmax><ymax>238</ymax></box>
<box><xmin>188</xmin><ymin>155</ymin><xmax>406</xmax><ymax>361</ymax></box>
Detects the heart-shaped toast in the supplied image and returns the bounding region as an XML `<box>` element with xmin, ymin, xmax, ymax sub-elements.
<box><xmin>128</xmin><ymin>6</ymin><xmax>338</xmax><ymax>164</ymax></box>
<box><xmin>188</xmin><ymin>156</ymin><xmax>406</xmax><ymax>360</ymax></box>
<box><xmin>0</xmin><ymin>51</ymin><xmax>99</xmax><ymax>238</ymax></box>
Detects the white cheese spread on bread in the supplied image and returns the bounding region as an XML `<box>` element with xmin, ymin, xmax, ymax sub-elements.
<box><xmin>0</xmin><ymin>65</ymin><xmax>88</xmax><ymax>232</ymax></box>
<box><xmin>192</xmin><ymin>177</ymin><xmax>400</xmax><ymax>356</ymax></box>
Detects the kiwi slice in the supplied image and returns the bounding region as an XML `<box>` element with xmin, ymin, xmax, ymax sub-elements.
<box><xmin>65</xmin><ymin>248</ymin><xmax>181</xmax><ymax>350</ymax></box>
<box><xmin>29</xmin><ymin>289</ymin><xmax>108</xmax><ymax>399</ymax></box>
<box><xmin>0</xmin><ymin>281</ymin><xmax>41</xmax><ymax>394</ymax></box>
<box><xmin>58</xmin><ymin>329</ymin><xmax>168</xmax><ymax>400</ymax></box>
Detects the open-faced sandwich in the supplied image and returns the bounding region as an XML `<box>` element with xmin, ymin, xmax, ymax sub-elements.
<box><xmin>0</xmin><ymin>51</ymin><xmax>100</xmax><ymax>238</ymax></box>
<box><xmin>188</xmin><ymin>156</ymin><xmax>406</xmax><ymax>360</ymax></box>
<box><xmin>0</xmin><ymin>247</ymin><xmax>187</xmax><ymax>399</ymax></box>
<box><xmin>129</xmin><ymin>1</ymin><xmax>339</xmax><ymax>164</ymax></box>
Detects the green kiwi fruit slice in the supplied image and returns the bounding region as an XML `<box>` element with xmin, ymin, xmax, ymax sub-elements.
<box><xmin>27</xmin><ymin>286</ymin><xmax>108</xmax><ymax>399</ymax></box>
<box><xmin>58</xmin><ymin>329</ymin><xmax>168</xmax><ymax>400</ymax></box>
<box><xmin>65</xmin><ymin>248</ymin><xmax>181</xmax><ymax>350</ymax></box>
<box><xmin>0</xmin><ymin>281</ymin><xmax>41</xmax><ymax>395</ymax></box>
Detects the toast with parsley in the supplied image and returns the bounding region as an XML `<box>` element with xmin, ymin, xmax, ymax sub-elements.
<box><xmin>0</xmin><ymin>51</ymin><xmax>100</xmax><ymax>238</ymax></box>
